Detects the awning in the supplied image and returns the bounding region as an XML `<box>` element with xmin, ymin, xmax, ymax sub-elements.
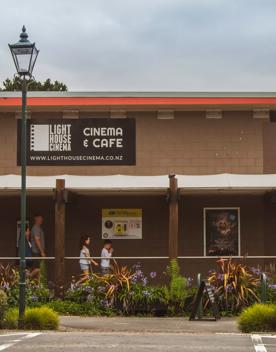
<box><xmin>0</xmin><ymin>174</ymin><xmax>276</xmax><ymax>193</ymax></box>
<box><xmin>0</xmin><ymin>174</ymin><xmax>169</xmax><ymax>193</ymax></box>
<box><xmin>177</xmin><ymin>173</ymin><xmax>276</xmax><ymax>191</ymax></box>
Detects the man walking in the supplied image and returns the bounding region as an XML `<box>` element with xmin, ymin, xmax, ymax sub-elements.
<box><xmin>31</xmin><ymin>214</ymin><xmax>45</xmax><ymax>277</ymax></box>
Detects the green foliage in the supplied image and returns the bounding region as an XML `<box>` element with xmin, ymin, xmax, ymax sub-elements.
<box><xmin>1</xmin><ymin>77</ymin><xmax>67</xmax><ymax>91</ymax></box>
<box><xmin>46</xmin><ymin>300</ymin><xmax>114</xmax><ymax>316</ymax></box>
<box><xmin>118</xmin><ymin>284</ymin><xmax>166</xmax><ymax>315</ymax></box>
<box><xmin>3</xmin><ymin>308</ymin><xmax>18</xmax><ymax>329</ymax></box>
<box><xmin>3</xmin><ymin>307</ymin><xmax>59</xmax><ymax>330</ymax></box>
<box><xmin>163</xmin><ymin>259</ymin><xmax>189</xmax><ymax>313</ymax></box>
<box><xmin>238</xmin><ymin>304</ymin><xmax>276</xmax><ymax>333</ymax></box>
<box><xmin>94</xmin><ymin>260</ymin><xmax>134</xmax><ymax>299</ymax></box>
<box><xmin>0</xmin><ymin>265</ymin><xmax>50</xmax><ymax>307</ymax></box>
<box><xmin>24</xmin><ymin>307</ymin><xmax>59</xmax><ymax>330</ymax></box>
<box><xmin>0</xmin><ymin>290</ymin><xmax>8</xmax><ymax>326</ymax></box>
<box><xmin>62</xmin><ymin>262</ymin><xmax>197</xmax><ymax>316</ymax></box>
<box><xmin>39</xmin><ymin>260</ymin><xmax>47</xmax><ymax>288</ymax></box>
<box><xmin>208</xmin><ymin>258</ymin><xmax>260</xmax><ymax>314</ymax></box>
<box><xmin>267</xmin><ymin>287</ymin><xmax>276</xmax><ymax>303</ymax></box>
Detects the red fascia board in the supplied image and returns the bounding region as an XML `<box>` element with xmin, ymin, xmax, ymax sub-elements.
<box><xmin>1</xmin><ymin>97</ymin><xmax>276</xmax><ymax>107</ymax></box>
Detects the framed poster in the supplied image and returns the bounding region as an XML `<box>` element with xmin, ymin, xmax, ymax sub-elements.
<box><xmin>204</xmin><ymin>208</ymin><xmax>240</xmax><ymax>256</ymax></box>
<box><xmin>102</xmin><ymin>209</ymin><xmax>142</xmax><ymax>239</ymax></box>
<box><xmin>17</xmin><ymin>118</ymin><xmax>136</xmax><ymax>166</ymax></box>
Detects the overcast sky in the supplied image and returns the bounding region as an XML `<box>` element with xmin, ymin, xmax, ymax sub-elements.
<box><xmin>1</xmin><ymin>0</ymin><xmax>276</xmax><ymax>91</ymax></box>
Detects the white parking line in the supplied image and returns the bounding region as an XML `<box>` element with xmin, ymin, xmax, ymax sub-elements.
<box><xmin>0</xmin><ymin>332</ymin><xmax>41</xmax><ymax>351</ymax></box>
<box><xmin>0</xmin><ymin>345</ymin><xmax>13</xmax><ymax>352</ymax></box>
<box><xmin>251</xmin><ymin>334</ymin><xmax>267</xmax><ymax>352</ymax></box>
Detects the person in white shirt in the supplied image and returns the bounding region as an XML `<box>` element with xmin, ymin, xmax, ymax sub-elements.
<box><xmin>101</xmin><ymin>239</ymin><xmax>113</xmax><ymax>275</ymax></box>
<box><xmin>77</xmin><ymin>235</ymin><xmax>98</xmax><ymax>285</ymax></box>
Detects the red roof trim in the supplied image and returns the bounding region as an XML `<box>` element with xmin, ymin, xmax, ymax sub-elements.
<box><xmin>1</xmin><ymin>97</ymin><xmax>276</xmax><ymax>107</ymax></box>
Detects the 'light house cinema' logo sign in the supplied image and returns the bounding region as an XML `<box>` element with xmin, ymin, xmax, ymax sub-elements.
<box><xmin>30</xmin><ymin>124</ymin><xmax>72</xmax><ymax>152</ymax></box>
<box><xmin>17</xmin><ymin>118</ymin><xmax>136</xmax><ymax>166</ymax></box>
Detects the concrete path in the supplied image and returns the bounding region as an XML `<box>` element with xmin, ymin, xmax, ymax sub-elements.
<box><xmin>60</xmin><ymin>316</ymin><xmax>239</xmax><ymax>334</ymax></box>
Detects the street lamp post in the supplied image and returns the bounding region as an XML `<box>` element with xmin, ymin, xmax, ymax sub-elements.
<box><xmin>9</xmin><ymin>26</ymin><xmax>39</xmax><ymax>328</ymax></box>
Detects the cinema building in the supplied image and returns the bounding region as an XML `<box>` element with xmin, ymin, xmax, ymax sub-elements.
<box><xmin>0</xmin><ymin>91</ymin><xmax>276</xmax><ymax>284</ymax></box>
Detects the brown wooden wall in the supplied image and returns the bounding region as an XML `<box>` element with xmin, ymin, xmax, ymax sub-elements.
<box><xmin>0</xmin><ymin>193</ymin><xmax>275</xmax><ymax>282</ymax></box>
<box><xmin>0</xmin><ymin>110</ymin><xmax>265</xmax><ymax>175</ymax></box>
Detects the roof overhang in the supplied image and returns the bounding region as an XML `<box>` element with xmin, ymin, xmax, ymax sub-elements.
<box><xmin>0</xmin><ymin>174</ymin><xmax>276</xmax><ymax>196</ymax></box>
<box><xmin>1</xmin><ymin>92</ymin><xmax>276</xmax><ymax>111</ymax></box>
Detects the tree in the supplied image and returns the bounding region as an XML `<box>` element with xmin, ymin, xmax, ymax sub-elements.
<box><xmin>0</xmin><ymin>77</ymin><xmax>68</xmax><ymax>91</ymax></box>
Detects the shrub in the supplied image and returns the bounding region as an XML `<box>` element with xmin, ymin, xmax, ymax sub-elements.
<box><xmin>238</xmin><ymin>304</ymin><xmax>276</xmax><ymax>333</ymax></box>
<box><xmin>3</xmin><ymin>308</ymin><xmax>18</xmax><ymax>329</ymax></box>
<box><xmin>3</xmin><ymin>306</ymin><xmax>59</xmax><ymax>330</ymax></box>
<box><xmin>208</xmin><ymin>258</ymin><xmax>260</xmax><ymax>313</ymax></box>
<box><xmin>24</xmin><ymin>307</ymin><xmax>59</xmax><ymax>330</ymax></box>
<box><xmin>47</xmin><ymin>300</ymin><xmax>114</xmax><ymax>316</ymax></box>
<box><xmin>0</xmin><ymin>265</ymin><xmax>50</xmax><ymax>307</ymax></box>
<box><xmin>163</xmin><ymin>259</ymin><xmax>189</xmax><ymax>313</ymax></box>
<box><xmin>0</xmin><ymin>289</ymin><xmax>8</xmax><ymax>325</ymax></box>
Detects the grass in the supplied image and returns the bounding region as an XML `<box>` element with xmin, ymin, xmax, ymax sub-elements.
<box><xmin>238</xmin><ymin>304</ymin><xmax>276</xmax><ymax>333</ymax></box>
<box><xmin>3</xmin><ymin>306</ymin><xmax>59</xmax><ymax>330</ymax></box>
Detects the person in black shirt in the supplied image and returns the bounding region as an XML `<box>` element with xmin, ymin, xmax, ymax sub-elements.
<box><xmin>18</xmin><ymin>225</ymin><xmax>33</xmax><ymax>272</ymax></box>
<box><xmin>25</xmin><ymin>226</ymin><xmax>33</xmax><ymax>270</ymax></box>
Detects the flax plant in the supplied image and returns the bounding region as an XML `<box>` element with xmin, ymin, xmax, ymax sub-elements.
<box><xmin>207</xmin><ymin>258</ymin><xmax>260</xmax><ymax>313</ymax></box>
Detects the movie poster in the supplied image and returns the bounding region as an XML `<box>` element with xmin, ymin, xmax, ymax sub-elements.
<box><xmin>204</xmin><ymin>208</ymin><xmax>240</xmax><ymax>256</ymax></box>
<box><xmin>102</xmin><ymin>209</ymin><xmax>142</xmax><ymax>239</ymax></box>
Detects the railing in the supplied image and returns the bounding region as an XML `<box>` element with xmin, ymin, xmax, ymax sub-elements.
<box><xmin>1</xmin><ymin>255</ymin><xmax>276</xmax><ymax>260</ymax></box>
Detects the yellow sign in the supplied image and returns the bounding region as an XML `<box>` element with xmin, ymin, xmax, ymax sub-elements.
<box><xmin>102</xmin><ymin>209</ymin><xmax>142</xmax><ymax>239</ymax></box>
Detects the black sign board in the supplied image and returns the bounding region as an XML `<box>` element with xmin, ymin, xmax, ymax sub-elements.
<box><xmin>189</xmin><ymin>280</ymin><xmax>220</xmax><ymax>321</ymax></box>
<box><xmin>17</xmin><ymin>118</ymin><xmax>136</xmax><ymax>166</ymax></box>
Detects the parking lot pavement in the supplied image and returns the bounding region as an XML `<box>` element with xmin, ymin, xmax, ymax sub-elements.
<box><xmin>0</xmin><ymin>332</ymin><xmax>41</xmax><ymax>351</ymax></box>
<box><xmin>252</xmin><ymin>334</ymin><xmax>276</xmax><ymax>352</ymax></box>
<box><xmin>0</xmin><ymin>331</ymin><xmax>255</xmax><ymax>352</ymax></box>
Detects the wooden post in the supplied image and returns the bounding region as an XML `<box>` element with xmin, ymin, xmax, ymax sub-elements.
<box><xmin>168</xmin><ymin>174</ymin><xmax>179</xmax><ymax>259</ymax></box>
<box><xmin>54</xmin><ymin>179</ymin><xmax>66</xmax><ymax>298</ymax></box>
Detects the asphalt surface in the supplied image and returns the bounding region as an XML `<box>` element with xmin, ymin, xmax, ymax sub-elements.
<box><xmin>0</xmin><ymin>331</ymin><xmax>267</xmax><ymax>352</ymax></box>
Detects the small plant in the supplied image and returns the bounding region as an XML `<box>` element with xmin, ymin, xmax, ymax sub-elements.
<box><xmin>0</xmin><ymin>264</ymin><xmax>18</xmax><ymax>292</ymax></box>
<box><xmin>238</xmin><ymin>304</ymin><xmax>276</xmax><ymax>333</ymax></box>
<box><xmin>3</xmin><ymin>307</ymin><xmax>18</xmax><ymax>329</ymax></box>
<box><xmin>94</xmin><ymin>260</ymin><xmax>134</xmax><ymax>299</ymax></box>
<box><xmin>39</xmin><ymin>260</ymin><xmax>47</xmax><ymax>288</ymax></box>
<box><xmin>3</xmin><ymin>306</ymin><xmax>59</xmax><ymax>330</ymax></box>
<box><xmin>24</xmin><ymin>307</ymin><xmax>59</xmax><ymax>330</ymax></box>
<box><xmin>163</xmin><ymin>259</ymin><xmax>189</xmax><ymax>313</ymax></box>
<box><xmin>0</xmin><ymin>289</ymin><xmax>8</xmax><ymax>326</ymax></box>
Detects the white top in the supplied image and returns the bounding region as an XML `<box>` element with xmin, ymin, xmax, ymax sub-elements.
<box><xmin>101</xmin><ymin>248</ymin><xmax>112</xmax><ymax>268</ymax></box>
<box><xmin>79</xmin><ymin>246</ymin><xmax>90</xmax><ymax>266</ymax></box>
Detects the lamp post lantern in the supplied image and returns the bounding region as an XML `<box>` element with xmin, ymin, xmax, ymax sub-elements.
<box><xmin>9</xmin><ymin>26</ymin><xmax>39</xmax><ymax>328</ymax></box>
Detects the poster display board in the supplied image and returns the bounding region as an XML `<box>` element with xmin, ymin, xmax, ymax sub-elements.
<box><xmin>102</xmin><ymin>209</ymin><xmax>142</xmax><ymax>239</ymax></box>
<box><xmin>189</xmin><ymin>280</ymin><xmax>220</xmax><ymax>321</ymax></box>
<box><xmin>204</xmin><ymin>208</ymin><xmax>240</xmax><ymax>256</ymax></box>
<box><xmin>17</xmin><ymin>118</ymin><xmax>136</xmax><ymax>166</ymax></box>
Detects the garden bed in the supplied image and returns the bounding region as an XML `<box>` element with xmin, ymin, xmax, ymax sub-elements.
<box><xmin>1</xmin><ymin>258</ymin><xmax>276</xmax><ymax>330</ymax></box>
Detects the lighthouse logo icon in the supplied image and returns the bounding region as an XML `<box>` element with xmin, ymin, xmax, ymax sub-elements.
<box><xmin>30</xmin><ymin>124</ymin><xmax>50</xmax><ymax>151</ymax></box>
